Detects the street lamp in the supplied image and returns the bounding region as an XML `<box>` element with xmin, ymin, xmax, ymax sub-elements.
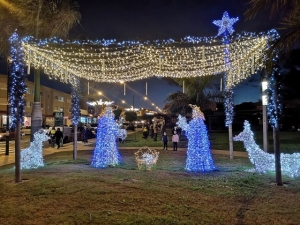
<box><xmin>262</xmin><ymin>80</ymin><xmax>268</xmax><ymax>152</ymax></box>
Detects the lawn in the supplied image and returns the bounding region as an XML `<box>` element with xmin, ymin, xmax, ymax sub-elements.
<box><xmin>1</xmin><ymin>149</ymin><xmax>300</xmax><ymax>225</ymax></box>
<box><xmin>121</xmin><ymin>129</ymin><xmax>300</xmax><ymax>154</ymax></box>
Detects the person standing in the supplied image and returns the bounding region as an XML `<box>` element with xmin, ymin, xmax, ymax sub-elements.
<box><xmin>82</xmin><ymin>126</ymin><xmax>88</xmax><ymax>144</ymax></box>
<box><xmin>172</xmin><ymin>131</ymin><xmax>179</xmax><ymax>151</ymax></box>
<box><xmin>55</xmin><ymin>128</ymin><xmax>63</xmax><ymax>149</ymax></box>
<box><xmin>162</xmin><ymin>131</ymin><xmax>169</xmax><ymax>150</ymax></box>
<box><xmin>142</xmin><ymin>125</ymin><xmax>148</xmax><ymax>139</ymax></box>
<box><xmin>153</xmin><ymin>123</ymin><xmax>158</xmax><ymax>141</ymax></box>
<box><xmin>48</xmin><ymin>127</ymin><xmax>56</xmax><ymax>148</ymax></box>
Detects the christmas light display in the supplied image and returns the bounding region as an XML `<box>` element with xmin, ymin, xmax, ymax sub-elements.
<box><xmin>20</xmin><ymin>129</ymin><xmax>49</xmax><ymax>169</ymax></box>
<box><xmin>70</xmin><ymin>75</ymin><xmax>81</xmax><ymax>125</ymax></box>
<box><xmin>267</xmin><ymin>58</ymin><xmax>283</xmax><ymax>128</ymax></box>
<box><xmin>135</xmin><ymin>147</ymin><xmax>159</xmax><ymax>170</ymax></box>
<box><xmin>213</xmin><ymin>11</ymin><xmax>238</xmax><ymax>126</ymax></box>
<box><xmin>117</xmin><ymin>129</ymin><xmax>127</xmax><ymax>142</ymax></box>
<box><xmin>177</xmin><ymin>105</ymin><xmax>216</xmax><ymax>172</ymax></box>
<box><xmin>233</xmin><ymin>121</ymin><xmax>300</xmax><ymax>178</ymax></box>
<box><xmin>20</xmin><ymin>30</ymin><xmax>278</xmax><ymax>86</ymax></box>
<box><xmin>91</xmin><ymin>105</ymin><xmax>122</xmax><ymax>168</ymax></box>
<box><xmin>9</xmin><ymin>31</ymin><xmax>27</xmax><ymax>129</ymax></box>
<box><xmin>212</xmin><ymin>11</ymin><xmax>239</xmax><ymax>36</ymax></box>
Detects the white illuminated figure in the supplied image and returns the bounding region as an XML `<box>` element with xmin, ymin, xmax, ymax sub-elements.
<box><xmin>20</xmin><ymin>129</ymin><xmax>49</xmax><ymax>169</ymax></box>
<box><xmin>177</xmin><ymin>105</ymin><xmax>216</xmax><ymax>172</ymax></box>
<box><xmin>91</xmin><ymin>104</ymin><xmax>123</xmax><ymax>168</ymax></box>
<box><xmin>233</xmin><ymin>120</ymin><xmax>300</xmax><ymax>178</ymax></box>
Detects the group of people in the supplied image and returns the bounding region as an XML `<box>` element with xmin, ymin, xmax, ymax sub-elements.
<box><xmin>48</xmin><ymin>127</ymin><xmax>63</xmax><ymax>149</ymax></box>
<box><xmin>142</xmin><ymin>122</ymin><xmax>181</xmax><ymax>151</ymax></box>
<box><xmin>162</xmin><ymin>129</ymin><xmax>180</xmax><ymax>151</ymax></box>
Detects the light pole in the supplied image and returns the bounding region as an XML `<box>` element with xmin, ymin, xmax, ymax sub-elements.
<box><xmin>6</xmin><ymin>58</ymin><xmax>11</xmax><ymax>155</ymax></box>
<box><xmin>262</xmin><ymin>80</ymin><xmax>268</xmax><ymax>152</ymax></box>
<box><xmin>133</xmin><ymin>94</ymin><xmax>136</xmax><ymax>141</ymax></box>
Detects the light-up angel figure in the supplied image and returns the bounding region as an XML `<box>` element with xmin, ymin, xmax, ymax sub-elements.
<box><xmin>177</xmin><ymin>105</ymin><xmax>216</xmax><ymax>172</ymax></box>
<box><xmin>91</xmin><ymin>104</ymin><xmax>122</xmax><ymax>168</ymax></box>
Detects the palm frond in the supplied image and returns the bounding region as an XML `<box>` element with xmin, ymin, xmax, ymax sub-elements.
<box><xmin>244</xmin><ymin>0</ymin><xmax>299</xmax><ymax>20</ymax></box>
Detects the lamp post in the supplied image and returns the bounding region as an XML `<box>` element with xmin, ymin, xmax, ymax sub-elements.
<box><xmin>262</xmin><ymin>80</ymin><xmax>268</xmax><ymax>152</ymax></box>
<box><xmin>6</xmin><ymin>58</ymin><xmax>11</xmax><ymax>155</ymax></box>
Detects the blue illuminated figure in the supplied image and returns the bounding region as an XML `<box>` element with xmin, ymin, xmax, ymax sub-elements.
<box><xmin>177</xmin><ymin>105</ymin><xmax>215</xmax><ymax>172</ymax></box>
<box><xmin>213</xmin><ymin>11</ymin><xmax>238</xmax><ymax>127</ymax></box>
<box><xmin>91</xmin><ymin>105</ymin><xmax>122</xmax><ymax>168</ymax></box>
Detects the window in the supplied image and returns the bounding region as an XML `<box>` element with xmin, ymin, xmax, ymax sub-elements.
<box><xmin>0</xmin><ymin>83</ymin><xmax>7</xmax><ymax>90</ymax></box>
<box><xmin>40</xmin><ymin>92</ymin><xmax>43</xmax><ymax>97</ymax></box>
<box><xmin>54</xmin><ymin>106</ymin><xmax>64</xmax><ymax>112</ymax></box>
<box><xmin>54</xmin><ymin>96</ymin><xmax>64</xmax><ymax>102</ymax></box>
<box><xmin>67</xmin><ymin>99</ymin><xmax>71</xmax><ymax>104</ymax></box>
<box><xmin>26</xmin><ymin>101</ymin><xmax>33</xmax><ymax>108</ymax></box>
<box><xmin>26</xmin><ymin>88</ymin><xmax>34</xmax><ymax>95</ymax></box>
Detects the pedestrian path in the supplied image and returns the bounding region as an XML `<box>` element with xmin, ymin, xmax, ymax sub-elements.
<box><xmin>0</xmin><ymin>139</ymin><xmax>248</xmax><ymax>167</ymax></box>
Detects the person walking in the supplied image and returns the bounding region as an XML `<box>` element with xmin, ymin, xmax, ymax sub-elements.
<box><xmin>162</xmin><ymin>131</ymin><xmax>169</xmax><ymax>150</ymax></box>
<box><xmin>55</xmin><ymin>128</ymin><xmax>63</xmax><ymax>149</ymax></box>
<box><xmin>172</xmin><ymin>131</ymin><xmax>179</xmax><ymax>151</ymax></box>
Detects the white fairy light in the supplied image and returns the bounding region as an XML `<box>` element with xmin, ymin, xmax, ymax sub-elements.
<box><xmin>233</xmin><ymin>120</ymin><xmax>300</xmax><ymax>178</ymax></box>
<box><xmin>20</xmin><ymin>129</ymin><xmax>49</xmax><ymax>169</ymax></box>
<box><xmin>135</xmin><ymin>147</ymin><xmax>159</xmax><ymax>170</ymax></box>
<box><xmin>21</xmin><ymin>30</ymin><xmax>278</xmax><ymax>86</ymax></box>
<box><xmin>212</xmin><ymin>11</ymin><xmax>239</xmax><ymax>36</ymax></box>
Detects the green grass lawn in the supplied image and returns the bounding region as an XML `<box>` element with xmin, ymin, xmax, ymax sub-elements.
<box><xmin>1</xmin><ymin>149</ymin><xmax>300</xmax><ymax>225</ymax></box>
<box><xmin>120</xmin><ymin>129</ymin><xmax>300</xmax><ymax>154</ymax></box>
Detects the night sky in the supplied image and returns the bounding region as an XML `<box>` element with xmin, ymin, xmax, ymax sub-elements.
<box><xmin>26</xmin><ymin>0</ymin><xmax>279</xmax><ymax>109</ymax></box>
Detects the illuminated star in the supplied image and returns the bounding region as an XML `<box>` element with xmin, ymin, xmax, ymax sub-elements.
<box><xmin>213</xmin><ymin>11</ymin><xmax>239</xmax><ymax>36</ymax></box>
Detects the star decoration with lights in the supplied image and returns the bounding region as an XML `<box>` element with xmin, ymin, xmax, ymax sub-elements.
<box><xmin>213</xmin><ymin>11</ymin><xmax>239</xmax><ymax>36</ymax></box>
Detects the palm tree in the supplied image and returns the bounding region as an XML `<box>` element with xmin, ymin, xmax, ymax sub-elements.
<box><xmin>245</xmin><ymin>0</ymin><xmax>300</xmax><ymax>58</ymax></box>
<box><xmin>19</xmin><ymin>0</ymin><xmax>81</xmax><ymax>141</ymax></box>
<box><xmin>0</xmin><ymin>0</ymin><xmax>80</xmax><ymax>141</ymax></box>
<box><xmin>164</xmin><ymin>76</ymin><xmax>223</xmax><ymax>115</ymax></box>
<box><xmin>245</xmin><ymin>0</ymin><xmax>300</xmax><ymax>186</ymax></box>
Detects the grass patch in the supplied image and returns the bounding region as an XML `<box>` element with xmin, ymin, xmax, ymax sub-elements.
<box><xmin>1</xmin><ymin>149</ymin><xmax>300</xmax><ymax>225</ymax></box>
<box><xmin>120</xmin><ymin>129</ymin><xmax>300</xmax><ymax>153</ymax></box>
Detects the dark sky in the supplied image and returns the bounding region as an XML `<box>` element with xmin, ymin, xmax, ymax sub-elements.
<box><xmin>29</xmin><ymin>0</ymin><xmax>279</xmax><ymax>109</ymax></box>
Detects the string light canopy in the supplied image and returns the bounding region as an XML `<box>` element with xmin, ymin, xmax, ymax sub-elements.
<box><xmin>21</xmin><ymin>29</ymin><xmax>279</xmax><ymax>86</ymax></box>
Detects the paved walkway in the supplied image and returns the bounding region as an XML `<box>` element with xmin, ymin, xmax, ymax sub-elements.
<box><xmin>0</xmin><ymin>139</ymin><xmax>248</xmax><ymax>167</ymax></box>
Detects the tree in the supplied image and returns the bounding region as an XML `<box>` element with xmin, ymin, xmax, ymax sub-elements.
<box><xmin>125</xmin><ymin>111</ymin><xmax>137</xmax><ymax>122</ymax></box>
<box><xmin>0</xmin><ymin>0</ymin><xmax>81</xmax><ymax>141</ymax></box>
<box><xmin>244</xmin><ymin>0</ymin><xmax>300</xmax><ymax>186</ymax></box>
<box><xmin>164</xmin><ymin>76</ymin><xmax>224</xmax><ymax>116</ymax></box>
<box><xmin>245</xmin><ymin>0</ymin><xmax>300</xmax><ymax>58</ymax></box>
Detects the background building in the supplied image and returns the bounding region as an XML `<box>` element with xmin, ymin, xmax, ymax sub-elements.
<box><xmin>0</xmin><ymin>74</ymin><xmax>77</xmax><ymax>128</ymax></box>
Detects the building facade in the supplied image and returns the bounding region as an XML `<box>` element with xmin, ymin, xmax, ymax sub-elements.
<box><xmin>0</xmin><ymin>74</ymin><xmax>91</xmax><ymax>128</ymax></box>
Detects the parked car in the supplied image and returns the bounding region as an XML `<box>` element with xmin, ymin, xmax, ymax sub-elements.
<box><xmin>0</xmin><ymin>128</ymin><xmax>25</xmax><ymax>141</ymax></box>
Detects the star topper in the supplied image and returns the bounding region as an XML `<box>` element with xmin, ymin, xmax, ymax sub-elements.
<box><xmin>213</xmin><ymin>11</ymin><xmax>239</xmax><ymax>36</ymax></box>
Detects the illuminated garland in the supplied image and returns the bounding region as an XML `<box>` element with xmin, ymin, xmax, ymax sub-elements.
<box><xmin>9</xmin><ymin>31</ymin><xmax>27</xmax><ymax>129</ymax></box>
<box><xmin>91</xmin><ymin>106</ymin><xmax>122</xmax><ymax>168</ymax></box>
<box><xmin>70</xmin><ymin>75</ymin><xmax>81</xmax><ymax>126</ymax></box>
<box><xmin>267</xmin><ymin>57</ymin><xmax>283</xmax><ymax>128</ymax></box>
<box><xmin>20</xmin><ymin>129</ymin><xmax>49</xmax><ymax>169</ymax></box>
<box><xmin>233</xmin><ymin>121</ymin><xmax>300</xmax><ymax>178</ymax></box>
<box><xmin>135</xmin><ymin>147</ymin><xmax>159</xmax><ymax>170</ymax></box>
<box><xmin>213</xmin><ymin>11</ymin><xmax>238</xmax><ymax>126</ymax></box>
<box><xmin>20</xmin><ymin>30</ymin><xmax>278</xmax><ymax>85</ymax></box>
<box><xmin>177</xmin><ymin>105</ymin><xmax>215</xmax><ymax>172</ymax></box>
